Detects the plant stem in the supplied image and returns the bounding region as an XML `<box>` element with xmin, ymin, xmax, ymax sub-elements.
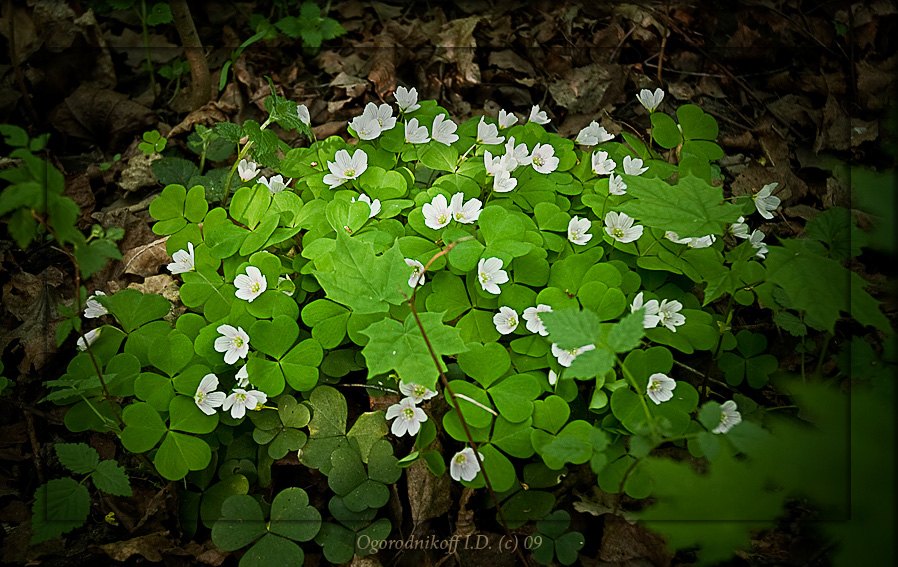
<box><xmin>137</xmin><ymin>1</ymin><xmax>157</xmax><ymax>99</ymax></box>
<box><xmin>403</xmin><ymin>241</ymin><xmax>529</xmax><ymax>567</ymax></box>
<box><xmin>170</xmin><ymin>0</ymin><xmax>211</xmax><ymax>110</ymax></box>
<box><xmin>615</xmin><ymin>355</ymin><xmax>659</xmax><ymax>437</ymax></box>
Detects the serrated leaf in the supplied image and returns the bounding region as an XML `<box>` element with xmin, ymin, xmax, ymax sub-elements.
<box><xmin>313</xmin><ymin>231</ymin><xmax>410</xmax><ymax>314</ymax></box>
<box><xmin>92</xmin><ymin>460</ymin><xmax>133</xmax><ymax>496</ymax></box>
<box><xmin>360</xmin><ymin>311</ymin><xmax>467</xmax><ymax>390</ymax></box>
<box><xmin>30</xmin><ymin>479</ymin><xmax>90</xmax><ymax>544</ymax></box>
<box><xmin>55</xmin><ymin>443</ymin><xmax>99</xmax><ymax>474</ymax></box>
<box><xmin>618</xmin><ymin>175</ymin><xmax>743</xmax><ymax>238</ymax></box>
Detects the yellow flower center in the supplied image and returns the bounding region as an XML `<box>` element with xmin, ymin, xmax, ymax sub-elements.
<box><xmin>345</xmin><ymin>169</ymin><xmax>355</xmax><ymax>178</ymax></box>
<box><xmin>234</xmin><ymin>337</ymin><xmax>244</xmax><ymax>348</ymax></box>
<box><xmin>251</xmin><ymin>283</ymin><xmax>260</xmax><ymax>293</ymax></box>
<box><xmin>402</xmin><ymin>407</ymin><xmax>415</xmax><ymax>419</ymax></box>
<box><xmin>613</xmin><ymin>228</ymin><xmax>625</xmax><ymax>238</ymax></box>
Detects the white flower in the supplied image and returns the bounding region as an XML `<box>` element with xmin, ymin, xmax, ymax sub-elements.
<box><xmin>349</xmin><ymin>113</ymin><xmax>382</xmax><ymax>140</ymax></box>
<box><xmin>505</xmin><ymin>136</ymin><xmax>529</xmax><ymax>166</ymax></box>
<box><xmin>630</xmin><ymin>292</ymin><xmax>661</xmax><ymax>329</ymax></box>
<box><xmin>260</xmin><ymin>174</ymin><xmax>289</xmax><ymax>195</ymax></box>
<box><xmin>568</xmin><ymin>216</ymin><xmax>593</xmax><ymax>245</ymax></box>
<box><xmin>528</xmin><ymin>104</ymin><xmax>550</xmax><ymax>125</ymax></box>
<box><xmin>84</xmin><ymin>291</ymin><xmax>108</xmax><ymax>318</ymax></box>
<box><xmin>237</xmin><ymin>159</ymin><xmax>259</xmax><ymax>182</ymax></box>
<box><xmin>385</xmin><ymin>397</ymin><xmax>428</xmax><ymax>437</ymax></box>
<box><xmin>730</xmin><ymin>216</ymin><xmax>750</xmax><ymax>239</ymax></box>
<box><xmin>363</xmin><ymin>102</ymin><xmax>397</xmax><ymax>132</ymax></box>
<box><xmin>477</xmin><ymin>257</ymin><xmax>509</xmax><ymax>295</ymax></box>
<box><xmin>665</xmin><ymin>231</ymin><xmax>693</xmax><ymax>245</ymax></box>
<box><xmin>405</xmin><ymin>258</ymin><xmax>426</xmax><ymax>287</ymax></box>
<box><xmin>577</xmin><ymin>121</ymin><xmax>613</xmax><ymax>146</ymax></box>
<box><xmin>754</xmin><ymin>183</ymin><xmax>780</xmax><ymax>219</ymax></box>
<box><xmin>278</xmin><ymin>275</ymin><xmax>294</xmax><ymax>297</ymax></box>
<box><xmin>591</xmin><ymin>151</ymin><xmax>616</xmax><ymax>175</ymax></box>
<box><xmin>476</xmin><ymin>117</ymin><xmax>504</xmax><ymax>145</ymax></box>
<box><xmin>296</xmin><ymin>104</ymin><xmax>311</xmax><ymax>126</ymax></box>
<box><xmin>353</xmin><ymin>193</ymin><xmax>381</xmax><ymax>218</ymax></box>
<box><xmin>399</xmin><ymin>382</ymin><xmax>438</xmax><ymax>404</ymax></box>
<box><xmin>449</xmin><ymin>192</ymin><xmax>482</xmax><ymax>224</ymax></box>
<box><xmin>168</xmin><ymin>242</ymin><xmax>196</xmax><ymax>274</ymax></box>
<box><xmin>749</xmin><ymin>229</ymin><xmax>768</xmax><ymax>259</ymax></box>
<box><xmin>483</xmin><ymin>150</ymin><xmax>503</xmax><ymax>176</ymax></box>
<box><xmin>608</xmin><ymin>173</ymin><xmax>628</xmax><ymax>196</ymax></box>
<box><xmin>712</xmin><ymin>400</ymin><xmax>742</xmax><ymax>434</ymax></box>
<box><xmin>604</xmin><ymin>211</ymin><xmax>643</xmax><ymax>243</ymax></box>
<box><xmin>657</xmin><ymin>299</ymin><xmax>686</xmax><ymax>332</ymax></box>
<box><xmin>223</xmin><ymin>388</ymin><xmax>267</xmax><ymax>420</ymax></box>
<box><xmin>450</xmin><ymin>447</ymin><xmax>483</xmax><ymax>482</ymax></box>
<box><xmin>551</xmin><ymin>343</ymin><xmax>596</xmax><ymax>367</ymax></box>
<box><xmin>404</xmin><ymin>118</ymin><xmax>430</xmax><ymax>144</ymax></box>
<box><xmin>323</xmin><ymin>149</ymin><xmax>368</xmax><ymax>189</ymax></box>
<box><xmin>194</xmin><ymin>374</ymin><xmax>226</xmax><ymax>416</ymax></box>
<box><xmin>234</xmin><ymin>266</ymin><xmax>267</xmax><ymax>303</ymax></box>
<box><xmin>76</xmin><ymin>328</ymin><xmax>101</xmax><ymax>351</ymax></box>
<box><xmin>498</xmin><ymin>109</ymin><xmax>517</xmax><ymax>129</ymax></box>
<box><xmin>688</xmin><ymin>235</ymin><xmax>716</xmax><ymax>249</ymax></box>
<box><xmin>215</xmin><ymin>325</ymin><xmax>250</xmax><ymax>365</ymax></box>
<box><xmin>422</xmin><ymin>194</ymin><xmax>452</xmax><ymax>230</ymax></box>
<box><xmin>523</xmin><ymin>304</ymin><xmax>553</xmax><ymax>336</ymax></box>
<box><xmin>636</xmin><ymin>88</ymin><xmax>665</xmax><ymax>112</ymax></box>
<box><xmin>493</xmin><ymin>306</ymin><xmax>519</xmax><ymax>335</ymax></box>
<box><xmin>529</xmin><ymin>143</ymin><xmax>559</xmax><ymax>174</ymax></box>
<box><xmin>623</xmin><ymin>155</ymin><xmax>648</xmax><ymax>176</ymax></box>
<box><xmin>394</xmin><ymin>86</ymin><xmax>420</xmax><ymax>113</ymax></box>
<box><xmin>493</xmin><ymin>170</ymin><xmax>518</xmax><ymax>193</ymax></box>
<box><xmin>431</xmin><ymin>114</ymin><xmax>458</xmax><ymax>145</ymax></box>
<box><xmin>235</xmin><ymin>365</ymin><xmax>250</xmax><ymax>388</ymax></box>
<box><xmin>548</xmin><ymin>369</ymin><xmax>558</xmax><ymax>387</ymax></box>
<box><xmin>646</xmin><ymin>373</ymin><xmax>677</xmax><ymax>405</ymax></box>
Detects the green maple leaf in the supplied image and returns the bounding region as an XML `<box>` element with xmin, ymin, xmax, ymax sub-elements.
<box><xmin>618</xmin><ymin>174</ymin><xmax>743</xmax><ymax>238</ymax></box>
<box><xmin>360</xmin><ymin>312</ymin><xmax>467</xmax><ymax>390</ymax></box>
<box><xmin>313</xmin><ymin>231</ymin><xmax>410</xmax><ymax>314</ymax></box>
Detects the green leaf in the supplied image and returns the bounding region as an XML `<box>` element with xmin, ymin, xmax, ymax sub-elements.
<box><xmin>765</xmin><ymin>239</ymin><xmax>890</xmax><ymax>333</ymax></box>
<box><xmin>121</xmin><ymin>402</ymin><xmax>167</xmax><ymax>453</ymax></box>
<box><xmin>650</xmin><ymin>112</ymin><xmax>683</xmax><ymax>149</ymax></box>
<box><xmin>146</xmin><ymin>2</ymin><xmax>173</xmax><ymax>25</ymax></box>
<box><xmin>149</xmin><ymin>331</ymin><xmax>194</xmax><ymax>377</ymax></box>
<box><xmin>250</xmin><ymin>315</ymin><xmax>299</xmax><ymax>360</ymax></box>
<box><xmin>301</xmin><ymin>386</ymin><xmax>348</xmax><ymax>474</ymax></box>
<box><xmin>211</xmin><ymin>495</ymin><xmax>267</xmax><ymax>551</ymax></box>
<box><xmin>532</xmin><ymin>396</ymin><xmax>570</xmax><ymax>435</ymax></box>
<box><xmin>676</xmin><ymin>104</ymin><xmax>719</xmax><ymax>141</ymax></box>
<box><xmin>313</xmin><ymin>231</ymin><xmax>410</xmax><ymax>314</ymax></box>
<box><xmin>419</xmin><ymin>144</ymin><xmax>458</xmax><ymax>172</ymax></box>
<box><xmin>361</xmin><ymin>311</ymin><xmax>467</xmax><ymax>390</ymax></box>
<box><xmin>488</xmin><ymin>374</ymin><xmax>540</xmax><ymax>423</ymax></box>
<box><xmin>618</xmin><ymin>175</ymin><xmax>743</xmax><ymax>238</ymax></box>
<box><xmin>151</xmin><ymin>157</ymin><xmax>199</xmax><ymax>187</ymax></box>
<box><xmin>55</xmin><ymin>443</ymin><xmax>99</xmax><ymax>474</ymax></box>
<box><xmin>457</xmin><ymin>342</ymin><xmax>510</xmax><ymax>388</ymax></box>
<box><xmin>270</xmin><ymin>487</ymin><xmax>322</xmax><ymax>542</ymax></box>
<box><xmin>641</xmin><ymin>453</ymin><xmax>786</xmax><ymax>565</ymax></box>
<box><xmin>91</xmin><ymin>460</ymin><xmax>133</xmax><ymax>496</ymax></box>
<box><xmin>804</xmin><ymin>206</ymin><xmax>866</xmax><ymax>261</ymax></box>
<box><xmin>103</xmin><ymin>289</ymin><xmax>171</xmax><ymax>333</ymax></box>
<box><xmin>302</xmin><ymin>299</ymin><xmax>350</xmax><ymax>349</ymax></box>
<box><xmin>155</xmin><ymin>432</ymin><xmax>212</xmax><ymax>480</ymax></box>
<box><xmin>30</xmin><ymin>479</ymin><xmax>90</xmax><ymax>544</ymax></box>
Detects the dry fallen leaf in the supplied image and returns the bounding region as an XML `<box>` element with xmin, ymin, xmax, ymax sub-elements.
<box><xmin>122</xmin><ymin>237</ymin><xmax>170</xmax><ymax>277</ymax></box>
<box><xmin>406</xmin><ymin>455</ymin><xmax>452</xmax><ymax>526</ymax></box>
<box><xmin>436</xmin><ymin>16</ymin><xmax>482</xmax><ymax>84</ymax></box>
<box><xmin>97</xmin><ymin>531</ymin><xmax>172</xmax><ymax>562</ymax></box>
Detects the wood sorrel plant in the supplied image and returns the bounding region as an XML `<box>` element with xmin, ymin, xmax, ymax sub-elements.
<box><xmin>34</xmin><ymin>86</ymin><xmax>890</xmax><ymax>565</ymax></box>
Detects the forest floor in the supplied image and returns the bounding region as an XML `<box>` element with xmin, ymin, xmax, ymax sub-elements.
<box><xmin>1</xmin><ymin>1</ymin><xmax>896</xmax><ymax>566</ymax></box>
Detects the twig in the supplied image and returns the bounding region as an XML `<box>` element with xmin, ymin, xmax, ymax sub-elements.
<box><xmin>170</xmin><ymin>0</ymin><xmax>211</xmax><ymax>111</ymax></box>
<box><xmin>402</xmin><ymin>241</ymin><xmax>530</xmax><ymax>567</ymax></box>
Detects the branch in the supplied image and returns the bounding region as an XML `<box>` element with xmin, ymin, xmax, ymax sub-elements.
<box><xmin>169</xmin><ymin>0</ymin><xmax>211</xmax><ymax>110</ymax></box>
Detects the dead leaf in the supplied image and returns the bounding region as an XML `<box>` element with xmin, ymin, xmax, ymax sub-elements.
<box><xmin>549</xmin><ymin>63</ymin><xmax>617</xmax><ymax>114</ymax></box>
<box><xmin>0</xmin><ymin>267</ymin><xmax>64</xmax><ymax>373</ymax></box>
<box><xmin>367</xmin><ymin>29</ymin><xmax>397</xmax><ymax>98</ymax></box>
<box><xmin>313</xmin><ymin>121</ymin><xmax>349</xmax><ymax>140</ymax></box>
<box><xmin>407</xmin><ymin>457</ymin><xmax>452</xmax><ymax>526</ymax></box>
<box><xmin>767</xmin><ymin>94</ymin><xmax>820</xmax><ymax>130</ymax></box>
<box><xmin>573</xmin><ymin>486</ymin><xmax>638</xmax><ymax>523</ymax></box>
<box><xmin>813</xmin><ymin>95</ymin><xmax>851</xmax><ymax>152</ymax></box>
<box><xmin>436</xmin><ymin>16</ymin><xmax>482</xmax><ymax>84</ymax></box>
<box><xmin>48</xmin><ymin>85</ymin><xmax>156</xmax><ymax>151</ymax></box>
<box><xmin>98</xmin><ymin>531</ymin><xmax>172</xmax><ymax>562</ymax></box>
<box><xmin>105</xmin><ymin>28</ymin><xmax>181</xmax><ymax>67</ymax></box>
<box><xmin>122</xmin><ymin>237</ymin><xmax>170</xmax><ymax>277</ymax></box>
<box><xmin>63</xmin><ymin>173</ymin><xmax>97</xmax><ymax>226</ymax></box>
<box><xmin>850</xmin><ymin>118</ymin><xmax>879</xmax><ymax>147</ymax></box>
<box><xmin>599</xmin><ymin>514</ymin><xmax>671</xmax><ymax>567</ymax></box>
<box><xmin>330</xmin><ymin>72</ymin><xmax>369</xmax><ymax>99</ymax></box>
<box><xmin>488</xmin><ymin>50</ymin><xmax>535</xmax><ymax>76</ymax></box>
<box><xmin>168</xmin><ymin>94</ymin><xmax>238</xmax><ymax>138</ymax></box>
<box><xmin>128</xmin><ymin>274</ymin><xmax>179</xmax><ymax>304</ymax></box>
<box><xmin>118</xmin><ymin>153</ymin><xmax>162</xmax><ymax>194</ymax></box>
